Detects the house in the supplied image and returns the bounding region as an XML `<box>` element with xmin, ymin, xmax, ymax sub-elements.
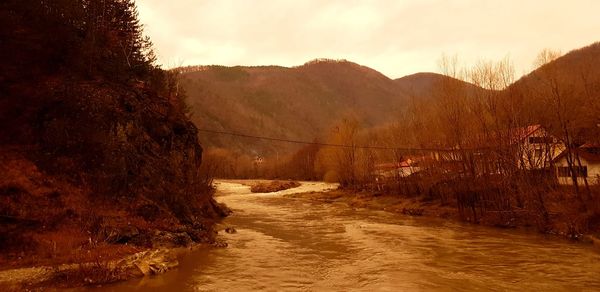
<box><xmin>425</xmin><ymin>125</ymin><xmax>562</xmax><ymax>175</ymax></box>
<box><xmin>511</xmin><ymin>125</ymin><xmax>563</xmax><ymax>170</ymax></box>
<box><xmin>429</xmin><ymin>147</ymin><xmax>463</xmax><ymax>163</ymax></box>
<box><xmin>554</xmin><ymin>144</ymin><xmax>600</xmax><ymax>186</ymax></box>
<box><xmin>374</xmin><ymin>159</ymin><xmax>421</xmax><ymax>179</ymax></box>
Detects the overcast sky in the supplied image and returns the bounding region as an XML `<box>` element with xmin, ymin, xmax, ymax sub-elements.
<box><xmin>137</xmin><ymin>0</ymin><xmax>600</xmax><ymax>79</ymax></box>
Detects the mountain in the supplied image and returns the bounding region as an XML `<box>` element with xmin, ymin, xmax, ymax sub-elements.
<box><xmin>512</xmin><ymin>42</ymin><xmax>600</xmax><ymax>89</ymax></box>
<box><xmin>508</xmin><ymin>42</ymin><xmax>600</xmax><ymax>143</ymax></box>
<box><xmin>394</xmin><ymin>72</ymin><xmax>483</xmax><ymax>99</ymax></box>
<box><xmin>394</xmin><ymin>72</ymin><xmax>447</xmax><ymax>98</ymax></box>
<box><xmin>180</xmin><ymin>59</ymin><xmax>476</xmax><ymax>156</ymax></box>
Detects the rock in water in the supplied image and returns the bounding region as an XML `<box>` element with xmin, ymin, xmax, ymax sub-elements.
<box><xmin>120</xmin><ymin>249</ymin><xmax>179</xmax><ymax>277</ymax></box>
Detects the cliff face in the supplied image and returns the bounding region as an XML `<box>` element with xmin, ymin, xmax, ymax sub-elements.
<box><xmin>36</xmin><ymin>81</ymin><xmax>208</xmax><ymax>220</ymax></box>
<box><xmin>0</xmin><ymin>1</ymin><xmax>228</xmax><ymax>282</ymax></box>
<box><xmin>0</xmin><ymin>76</ymin><xmax>227</xmax><ymax>270</ymax></box>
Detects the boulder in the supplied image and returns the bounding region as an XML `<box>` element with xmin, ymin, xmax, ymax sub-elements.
<box><xmin>149</xmin><ymin>230</ymin><xmax>193</xmax><ymax>248</ymax></box>
<box><xmin>119</xmin><ymin>249</ymin><xmax>179</xmax><ymax>277</ymax></box>
<box><xmin>180</xmin><ymin>227</ymin><xmax>212</xmax><ymax>243</ymax></box>
<box><xmin>100</xmin><ymin>225</ymin><xmax>140</xmax><ymax>244</ymax></box>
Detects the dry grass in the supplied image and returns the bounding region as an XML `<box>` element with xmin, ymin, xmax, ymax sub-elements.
<box><xmin>37</xmin><ymin>261</ymin><xmax>124</xmax><ymax>289</ymax></box>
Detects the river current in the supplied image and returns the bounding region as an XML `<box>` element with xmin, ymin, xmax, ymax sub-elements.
<box><xmin>104</xmin><ymin>180</ymin><xmax>600</xmax><ymax>291</ymax></box>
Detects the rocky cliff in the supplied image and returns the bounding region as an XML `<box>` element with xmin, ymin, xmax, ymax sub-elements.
<box><xmin>0</xmin><ymin>1</ymin><xmax>227</xmax><ymax>275</ymax></box>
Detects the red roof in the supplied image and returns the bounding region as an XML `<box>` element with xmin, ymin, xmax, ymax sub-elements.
<box><xmin>510</xmin><ymin>124</ymin><xmax>542</xmax><ymax>142</ymax></box>
<box><xmin>375</xmin><ymin>161</ymin><xmax>414</xmax><ymax>170</ymax></box>
<box><xmin>580</xmin><ymin>143</ymin><xmax>600</xmax><ymax>149</ymax></box>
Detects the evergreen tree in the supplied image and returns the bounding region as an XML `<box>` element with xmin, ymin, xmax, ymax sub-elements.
<box><xmin>1</xmin><ymin>0</ymin><xmax>157</xmax><ymax>83</ymax></box>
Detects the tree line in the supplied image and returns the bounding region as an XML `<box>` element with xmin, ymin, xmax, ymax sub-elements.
<box><xmin>1</xmin><ymin>0</ymin><xmax>175</xmax><ymax>87</ymax></box>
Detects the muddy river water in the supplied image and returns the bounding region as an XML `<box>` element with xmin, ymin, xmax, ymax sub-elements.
<box><xmin>105</xmin><ymin>180</ymin><xmax>600</xmax><ymax>291</ymax></box>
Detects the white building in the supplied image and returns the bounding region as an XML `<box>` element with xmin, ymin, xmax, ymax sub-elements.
<box><xmin>428</xmin><ymin>125</ymin><xmax>563</xmax><ymax>173</ymax></box>
<box><xmin>510</xmin><ymin>125</ymin><xmax>564</xmax><ymax>170</ymax></box>
<box><xmin>374</xmin><ymin>159</ymin><xmax>421</xmax><ymax>179</ymax></box>
<box><xmin>554</xmin><ymin>144</ymin><xmax>600</xmax><ymax>186</ymax></box>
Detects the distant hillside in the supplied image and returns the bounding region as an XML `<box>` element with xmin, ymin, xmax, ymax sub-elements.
<box><xmin>513</xmin><ymin>42</ymin><xmax>600</xmax><ymax>89</ymax></box>
<box><xmin>394</xmin><ymin>72</ymin><xmax>439</xmax><ymax>95</ymax></box>
<box><xmin>394</xmin><ymin>72</ymin><xmax>483</xmax><ymax>99</ymax></box>
<box><xmin>509</xmin><ymin>42</ymin><xmax>600</xmax><ymax>143</ymax></box>
<box><xmin>179</xmin><ymin>60</ymin><xmax>476</xmax><ymax>156</ymax></box>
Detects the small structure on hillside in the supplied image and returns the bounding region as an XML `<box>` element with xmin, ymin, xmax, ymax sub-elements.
<box><xmin>428</xmin><ymin>125</ymin><xmax>563</xmax><ymax>173</ymax></box>
<box><xmin>375</xmin><ymin>125</ymin><xmax>564</xmax><ymax>181</ymax></box>
<box><xmin>510</xmin><ymin>125</ymin><xmax>564</xmax><ymax>170</ymax></box>
<box><xmin>374</xmin><ymin>159</ymin><xmax>421</xmax><ymax>179</ymax></box>
<box><xmin>553</xmin><ymin>144</ymin><xmax>600</xmax><ymax>186</ymax></box>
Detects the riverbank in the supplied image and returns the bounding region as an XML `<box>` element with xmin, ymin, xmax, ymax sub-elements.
<box><xmin>0</xmin><ymin>219</ymin><xmax>230</xmax><ymax>291</ymax></box>
<box><xmin>286</xmin><ymin>189</ymin><xmax>458</xmax><ymax>218</ymax></box>
<box><xmin>0</xmin><ymin>216</ymin><xmax>231</xmax><ymax>291</ymax></box>
<box><xmin>103</xmin><ymin>180</ymin><xmax>600</xmax><ymax>291</ymax></box>
<box><xmin>0</xmin><ymin>148</ymin><xmax>232</xmax><ymax>290</ymax></box>
<box><xmin>286</xmin><ymin>189</ymin><xmax>600</xmax><ymax>249</ymax></box>
<box><xmin>0</xmin><ymin>240</ymin><xmax>231</xmax><ymax>291</ymax></box>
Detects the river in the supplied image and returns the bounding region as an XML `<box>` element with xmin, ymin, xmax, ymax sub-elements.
<box><xmin>104</xmin><ymin>180</ymin><xmax>600</xmax><ymax>291</ymax></box>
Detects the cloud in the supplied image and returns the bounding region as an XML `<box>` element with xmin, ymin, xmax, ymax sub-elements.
<box><xmin>137</xmin><ymin>0</ymin><xmax>600</xmax><ymax>78</ymax></box>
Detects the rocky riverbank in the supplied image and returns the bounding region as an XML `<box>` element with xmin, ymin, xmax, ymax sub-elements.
<box><xmin>0</xmin><ymin>241</ymin><xmax>230</xmax><ymax>291</ymax></box>
<box><xmin>0</xmin><ymin>142</ymin><xmax>231</xmax><ymax>290</ymax></box>
<box><xmin>0</xmin><ymin>216</ymin><xmax>232</xmax><ymax>291</ymax></box>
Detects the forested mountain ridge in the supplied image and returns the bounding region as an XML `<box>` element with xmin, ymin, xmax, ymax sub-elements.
<box><xmin>179</xmin><ymin>43</ymin><xmax>600</xmax><ymax>159</ymax></box>
<box><xmin>394</xmin><ymin>72</ymin><xmax>484</xmax><ymax>99</ymax></box>
<box><xmin>179</xmin><ymin>59</ymin><xmax>475</xmax><ymax>156</ymax></box>
<box><xmin>508</xmin><ymin>43</ymin><xmax>600</xmax><ymax>144</ymax></box>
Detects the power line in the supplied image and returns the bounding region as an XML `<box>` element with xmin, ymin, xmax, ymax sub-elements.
<box><xmin>196</xmin><ymin>128</ymin><xmax>462</xmax><ymax>152</ymax></box>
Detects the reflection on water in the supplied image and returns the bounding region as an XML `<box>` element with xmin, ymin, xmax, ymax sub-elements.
<box><xmin>103</xmin><ymin>180</ymin><xmax>600</xmax><ymax>291</ymax></box>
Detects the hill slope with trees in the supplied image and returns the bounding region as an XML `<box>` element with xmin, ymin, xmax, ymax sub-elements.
<box><xmin>0</xmin><ymin>0</ymin><xmax>226</xmax><ymax>285</ymax></box>
<box><xmin>178</xmin><ymin>60</ymin><xmax>477</xmax><ymax>157</ymax></box>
